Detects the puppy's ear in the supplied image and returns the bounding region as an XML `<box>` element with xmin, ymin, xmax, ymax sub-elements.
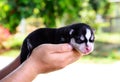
<box><xmin>92</xmin><ymin>29</ymin><xmax>95</xmax><ymax>33</ymax></box>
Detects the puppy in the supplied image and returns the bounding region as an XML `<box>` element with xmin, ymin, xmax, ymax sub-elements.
<box><xmin>20</xmin><ymin>23</ymin><xmax>95</xmax><ymax>63</ymax></box>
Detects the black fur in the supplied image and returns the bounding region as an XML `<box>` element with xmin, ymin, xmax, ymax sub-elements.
<box><xmin>20</xmin><ymin>23</ymin><xmax>94</xmax><ymax>63</ymax></box>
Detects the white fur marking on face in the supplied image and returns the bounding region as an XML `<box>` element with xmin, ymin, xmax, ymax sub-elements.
<box><xmin>91</xmin><ymin>34</ymin><xmax>94</xmax><ymax>41</ymax></box>
<box><xmin>80</xmin><ymin>35</ymin><xmax>84</xmax><ymax>41</ymax></box>
<box><xmin>85</xmin><ymin>29</ymin><xmax>91</xmax><ymax>41</ymax></box>
<box><xmin>69</xmin><ymin>29</ymin><xmax>74</xmax><ymax>35</ymax></box>
<box><xmin>70</xmin><ymin>38</ymin><xmax>94</xmax><ymax>55</ymax></box>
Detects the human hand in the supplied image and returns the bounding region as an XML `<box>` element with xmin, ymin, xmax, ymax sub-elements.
<box><xmin>28</xmin><ymin>44</ymin><xmax>81</xmax><ymax>74</ymax></box>
<box><xmin>0</xmin><ymin>44</ymin><xmax>81</xmax><ymax>82</ymax></box>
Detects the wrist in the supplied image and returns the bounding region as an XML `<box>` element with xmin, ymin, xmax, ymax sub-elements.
<box><xmin>27</xmin><ymin>56</ymin><xmax>46</xmax><ymax>74</ymax></box>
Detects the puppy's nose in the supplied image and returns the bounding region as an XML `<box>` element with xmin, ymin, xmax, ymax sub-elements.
<box><xmin>86</xmin><ymin>47</ymin><xmax>90</xmax><ymax>51</ymax></box>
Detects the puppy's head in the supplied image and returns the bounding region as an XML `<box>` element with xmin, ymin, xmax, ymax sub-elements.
<box><xmin>69</xmin><ymin>23</ymin><xmax>95</xmax><ymax>55</ymax></box>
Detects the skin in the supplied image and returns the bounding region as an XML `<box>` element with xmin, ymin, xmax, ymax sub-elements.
<box><xmin>0</xmin><ymin>44</ymin><xmax>81</xmax><ymax>82</ymax></box>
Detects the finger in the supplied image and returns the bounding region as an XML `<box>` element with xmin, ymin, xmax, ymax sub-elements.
<box><xmin>66</xmin><ymin>51</ymin><xmax>81</xmax><ymax>64</ymax></box>
<box><xmin>57</xmin><ymin>51</ymin><xmax>81</xmax><ymax>67</ymax></box>
<box><xmin>73</xmin><ymin>49</ymin><xmax>82</xmax><ymax>56</ymax></box>
<box><xmin>47</xmin><ymin>44</ymin><xmax>73</xmax><ymax>53</ymax></box>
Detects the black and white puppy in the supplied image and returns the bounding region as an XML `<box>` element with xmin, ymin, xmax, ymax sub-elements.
<box><xmin>20</xmin><ymin>23</ymin><xmax>95</xmax><ymax>63</ymax></box>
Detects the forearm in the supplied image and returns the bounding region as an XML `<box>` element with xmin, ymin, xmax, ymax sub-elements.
<box><xmin>0</xmin><ymin>56</ymin><xmax>21</xmax><ymax>80</ymax></box>
<box><xmin>0</xmin><ymin>57</ymin><xmax>40</xmax><ymax>82</ymax></box>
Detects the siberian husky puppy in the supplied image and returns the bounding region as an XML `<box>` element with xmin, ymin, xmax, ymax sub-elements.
<box><xmin>20</xmin><ymin>23</ymin><xmax>95</xmax><ymax>63</ymax></box>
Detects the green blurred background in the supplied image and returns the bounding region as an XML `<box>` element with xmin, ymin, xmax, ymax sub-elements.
<box><xmin>0</xmin><ymin>0</ymin><xmax>120</xmax><ymax>63</ymax></box>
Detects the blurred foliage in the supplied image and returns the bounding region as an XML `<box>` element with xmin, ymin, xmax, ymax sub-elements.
<box><xmin>91</xmin><ymin>32</ymin><xmax>120</xmax><ymax>60</ymax></box>
<box><xmin>0</xmin><ymin>33</ymin><xmax>25</xmax><ymax>54</ymax></box>
<box><xmin>0</xmin><ymin>25</ymin><xmax>11</xmax><ymax>49</ymax></box>
<box><xmin>0</xmin><ymin>0</ymin><xmax>120</xmax><ymax>63</ymax></box>
<box><xmin>2</xmin><ymin>34</ymin><xmax>25</xmax><ymax>49</ymax></box>
<box><xmin>0</xmin><ymin>0</ymin><xmax>113</xmax><ymax>33</ymax></box>
<box><xmin>95</xmin><ymin>33</ymin><xmax>120</xmax><ymax>44</ymax></box>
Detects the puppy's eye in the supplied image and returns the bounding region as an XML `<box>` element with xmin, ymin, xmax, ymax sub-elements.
<box><xmin>89</xmin><ymin>35</ymin><xmax>95</xmax><ymax>42</ymax></box>
<box><xmin>75</xmin><ymin>36</ymin><xmax>84</xmax><ymax>43</ymax></box>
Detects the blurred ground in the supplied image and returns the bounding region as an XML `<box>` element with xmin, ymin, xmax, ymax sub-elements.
<box><xmin>0</xmin><ymin>57</ymin><xmax>120</xmax><ymax>82</ymax></box>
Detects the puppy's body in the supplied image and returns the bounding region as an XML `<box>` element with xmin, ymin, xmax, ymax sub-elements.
<box><xmin>20</xmin><ymin>23</ymin><xmax>95</xmax><ymax>63</ymax></box>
